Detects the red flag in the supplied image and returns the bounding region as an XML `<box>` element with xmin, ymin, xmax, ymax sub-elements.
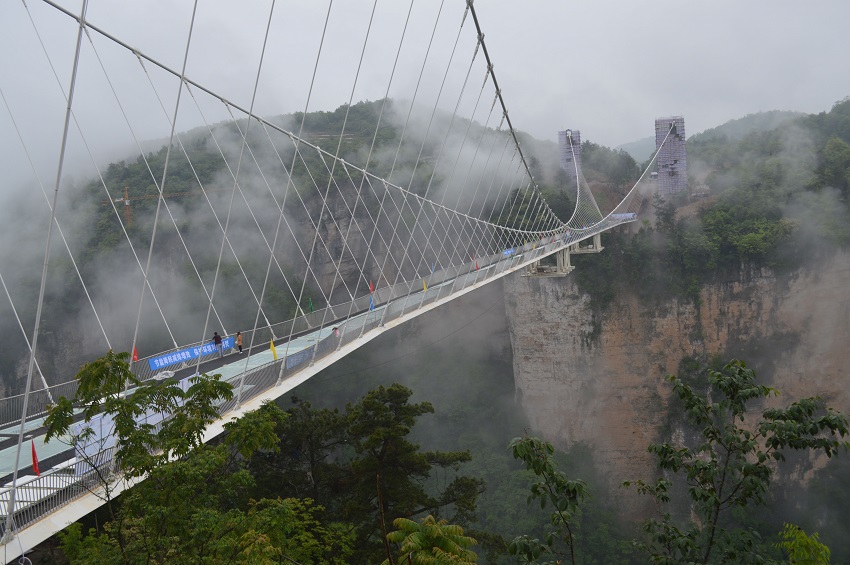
<box><xmin>475</xmin><ymin>261</ymin><xmax>479</xmax><ymax>271</ymax></box>
<box><xmin>31</xmin><ymin>440</ymin><xmax>40</xmax><ymax>476</ymax></box>
<box><xmin>369</xmin><ymin>280</ymin><xmax>375</xmax><ymax>293</ymax></box>
<box><xmin>132</xmin><ymin>347</ymin><xmax>139</xmax><ymax>362</ymax></box>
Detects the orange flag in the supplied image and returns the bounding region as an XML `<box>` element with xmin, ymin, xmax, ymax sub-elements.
<box><xmin>31</xmin><ymin>440</ymin><xmax>40</xmax><ymax>476</ymax></box>
<box><xmin>369</xmin><ymin>280</ymin><xmax>375</xmax><ymax>293</ymax></box>
<box><xmin>132</xmin><ymin>347</ymin><xmax>139</xmax><ymax>362</ymax></box>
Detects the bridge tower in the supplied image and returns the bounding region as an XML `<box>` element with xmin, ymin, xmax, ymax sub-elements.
<box><xmin>654</xmin><ymin>116</ymin><xmax>687</xmax><ymax>197</ymax></box>
<box><xmin>558</xmin><ymin>129</ymin><xmax>582</xmax><ymax>178</ymax></box>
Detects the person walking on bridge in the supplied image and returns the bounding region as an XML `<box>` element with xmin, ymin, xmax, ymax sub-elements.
<box><xmin>213</xmin><ymin>331</ymin><xmax>223</xmax><ymax>358</ymax></box>
<box><xmin>236</xmin><ymin>331</ymin><xmax>243</xmax><ymax>354</ymax></box>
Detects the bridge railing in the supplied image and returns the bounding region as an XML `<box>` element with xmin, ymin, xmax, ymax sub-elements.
<box><xmin>0</xmin><ymin>231</ymin><xmax>583</xmax><ymax>433</ymax></box>
<box><xmin>3</xmin><ymin>227</ymin><xmax>613</xmax><ymax>539</ymax></box>
<box><xmin>0</xmin><ymin>447</ymin><xmax>119</xmax><ymax>536</ymax></box>
<box><xmin>0</xmin><ymin>381</ymin><xmax>81</xmax><ymax>431</ymax></box>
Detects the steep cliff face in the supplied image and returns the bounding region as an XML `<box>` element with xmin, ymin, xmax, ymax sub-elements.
<box><xmin>503</xmin><ymin>250</ymin><xmax>850</xmax><ymax>512</ymax></box>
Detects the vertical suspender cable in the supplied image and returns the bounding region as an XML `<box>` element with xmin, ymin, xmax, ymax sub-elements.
<box><xmin>218</xmin><ymin>0</ymin><xmax>277</xmax><ymax>405</ymax></box>
<box><xmin>275</xmin><ymin>0</ymin><xmax>335</xmax><ymax>361</ymax></box>
<box><xmin>131</xmin><ymin>0</ymin><xmax>201</xmax><ymax>358</ymax></box>
<box><xmin>1</xmin><ymin>0</ymin><xmax>89</xmax><ymax>544</ymax></box>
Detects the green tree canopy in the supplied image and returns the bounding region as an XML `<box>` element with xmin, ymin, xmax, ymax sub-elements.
<box><xmin>383</xmin><ymin>514</ymin><xmax>478</xmax><ymax>565</ymax></box>
<box><xmin>508</xmin><ymin>435</ymin><xmax>589</xmax><ymax>565</ymax></box>
<box><xmin>627</xmin><ymin>359</ymin><xmax>849</xmax><ymax>564</ymax></box>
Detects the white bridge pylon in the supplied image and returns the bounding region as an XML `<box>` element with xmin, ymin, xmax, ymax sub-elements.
<box><xmin>0</xmin><ymin>0</ymin><xmax>677</xmax><ymax>558</ymax></box>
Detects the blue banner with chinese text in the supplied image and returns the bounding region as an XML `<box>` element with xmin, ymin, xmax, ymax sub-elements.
<box><xmin>147</xmin><ymin>336</ymin><xmax>235</xmax><ymax>371</ymax></box>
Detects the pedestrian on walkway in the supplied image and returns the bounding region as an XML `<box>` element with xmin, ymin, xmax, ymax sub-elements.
<box><xmin>213</xmin><ymin>331</ymin><xmax>223</xmax><ymax>358</ymax></box>
<box><xmin>236</xmin><ymin>331</ymin><xmax>243</xmax><ymax>354</ymax></box>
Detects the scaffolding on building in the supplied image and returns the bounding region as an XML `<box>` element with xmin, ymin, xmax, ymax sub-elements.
<box><xmin>558</xmin><ymin>129</ymin><xmax>582</xmax><ymax>178</ymax></box>
<box><xmin>655</xmin><ymin>116</ymin><xmax>687</xmax><ymax>196</ymax></box>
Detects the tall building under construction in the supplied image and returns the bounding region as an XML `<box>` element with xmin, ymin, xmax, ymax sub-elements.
<box><xmin>655</xmin><ymin>116</ymin><xmax>687</xmax><ymax>196</ymax></box>
<box><xmin>558</xmin><ymin>129</ymin><xmax>581</xmax><ymax>177</ymax></box>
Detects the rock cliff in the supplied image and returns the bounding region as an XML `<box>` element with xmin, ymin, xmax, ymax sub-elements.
<box><xmin>503</xmin><ymin>249</ymin><xmax>850</xmax><ymax>514</ymax></box>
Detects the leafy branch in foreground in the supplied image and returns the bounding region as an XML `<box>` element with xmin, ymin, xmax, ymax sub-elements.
<box><xmin>777</xmin><ymin>523</ymin><xmax>831</xmax><ymax>564</ymax></box>
<box><xmin>508</xmin><ymin>435</ymin><xmax>589</xmax><ymax>565</ymax></box>
<box><xmin>626</xmin><ymin>359</ymin><xmax>848</xmax><ymax>564</ymax></box>
<box><xmin>383</xmin><ymin>514</ymin><xmax>478</xmax><ymax>565</ymax></box>
<box><xmin>44</xmin><ymin>349</ymin><xmax>233</xmax><ymax>479</ymax></box>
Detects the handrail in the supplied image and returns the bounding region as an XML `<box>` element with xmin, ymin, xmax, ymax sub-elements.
<box><xmin>0</xmin><ymin>223</ymin><xmax>631</xmax><ymax>540</ymax></box>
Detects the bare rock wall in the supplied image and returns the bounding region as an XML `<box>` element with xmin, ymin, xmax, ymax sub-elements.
<box><xmin>503</xmin><ymin>250</ymin><xmax>850</xmax><ymax>515</ymax></box>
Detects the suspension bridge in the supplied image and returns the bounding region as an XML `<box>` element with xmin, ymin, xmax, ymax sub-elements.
<box><xmin>0</xmin><ymin>1</ymin><xmax>671</xmax><ymax>560</ymax></box>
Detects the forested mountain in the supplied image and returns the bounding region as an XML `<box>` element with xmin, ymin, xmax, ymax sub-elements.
<box><xmin>573</xmin><ymin>97</ymin><xmax>850</xmax><ymax>308</ymax></box>
<box><xmin>524</xmin><ymin>96</ymin><xmax>850</xmax><ymax>563</ymax></box>
<box><xmin>690</xmin><ymin>109</ymin><xmax>806</xmax><ymax>144</ymax></box>
<box><xmin>1</xmin><ymin>99</ymin><xmax>557</xmax><ymax>394</ymax></box>
<box><xmin>616</xmin><ymin>135</ymin><xmax>656</xmax><ymax>163</ymax></box>
<box><xmin>27</xmin><ymin>96</ymin><xmax>850</xmax><ymax>563</ymax></box>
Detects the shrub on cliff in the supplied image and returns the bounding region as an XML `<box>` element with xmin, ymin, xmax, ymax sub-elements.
<box><xmin>626</xmin><ymin>359</ymin><xmax>849</xmax><ymax>564</ymax></box>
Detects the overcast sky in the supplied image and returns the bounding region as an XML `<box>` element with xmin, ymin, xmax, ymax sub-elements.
<box><xmin>1</xmin><ymin>0</ymin><xmax>849</xmax><ymax>365</ymax></box>
<box><xmin>3</xmin><ymin>0</ymin><xmax>850</xmax><ymax>190</ymax></box>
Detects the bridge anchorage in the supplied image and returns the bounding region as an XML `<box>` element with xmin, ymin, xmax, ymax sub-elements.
<box><xmin>0</xmin><ymin>1</ymin><xmax>678</xmax><ymax>559</ymax></box>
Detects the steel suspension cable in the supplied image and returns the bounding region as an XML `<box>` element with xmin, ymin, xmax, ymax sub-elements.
<box><xmin>86</xmin><ymin>31</ymin><xmax>231</xmax><ymax>337</ymax></box>
<box><xmin>22</xmin><ymin>0</ymin><xmax>179</xmax><ymax>351</ymax></box>
<box><xmin>2</xmin><ymin>0</ymin><xmax>89</xmax><ymax>544</ymax></box>
<box><xmin>266</xmin><ymin>0</ymin><xmax>334</xmax><ymax>366</ymax></box>
<box><xmin>132</xmin><ymin>0</ymin><xmax>201</xmax><ymax>358</ymax></box>
<box><xmin>394</xmin><ymin>38</ymin><xmax>481</xmax><ymax>313</ymax></box>
<box><xmin>466</xmin><ymin>0</ymin><xmax>562</xmax><ymax>232</ymax></box>
<box><xmin>0</xmin><ymin>85</ymin><xmax>111</xmax><ymax>356</ymax></box>
<box><xmin>306</xmin><ymin>0</ymin><xmax>380</xmax><ymax>338</ymax></box>
<box><xmin>423</xmin><ymin>67</ymin><xmax>496</xmax><ymax>277</ymax></box>
<box><xmin>0</xmin><ymin>270</ymin><xmax>50</xmax><ymax>399</ymax></box>
<box><xmin>224</xmin><ymin>0</ymin><xmax>280</xmax><ymax>406</ymax></box>
<box><xmin>378</xmin><ymin>1</ymin><xmax>468</xmax><ymax>324</ymax></box>
<box><xmin>341</xmin><ymin>0</ymin><xmax>417</xmax><ymax>333</ymax></box>
<box><xmin>363</xmin><ymin>0</ymin><xmax>448</xmax><ymax>311</ymax></box>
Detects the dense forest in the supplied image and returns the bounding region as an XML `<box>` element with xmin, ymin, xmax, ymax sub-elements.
<box><xmin>39</xmin><ymin>298</ymin><xmax>849</xmax><ymax>564</ymax></box>
<box><xmin>572</xmin><ymin>97</ymin><xmax>850</xmax><ymax>310</ymax></box>
<box><xmin>28</xmin><ymin>96</ymin><xmax>850</xmax><ymax>563</ymax></box>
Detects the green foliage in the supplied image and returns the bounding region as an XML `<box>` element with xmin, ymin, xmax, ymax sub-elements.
<box><xmin>248</xmin><ymin>383</ymin><xmax>483</xmax><ymax>563</ymax></box>
<box><xmin>777</xmin><ymin>523</ymin><xmax>831</xmax><ymax>565</ymax></box>
<box><xmin>508</xmin><ymin>436</ymin><xmax>589</xmax><ymax>565</ymax></box>
<box><xmin>580</xmin><ymin>141</ymin><xmax>641</xmax><ymax>190</ymax></box>
<box><xmin>818</xmin><ymin>137</ymin><xmax>850</xmax><ymax>197</ymax></box>
<box><xmin>45</xmin><ymin>350</ymin><xmax>233</xmax><ymax>479</ymax></box>
<box><xmin>345</xmin><ymin>384</ymin><xmax>481</xmax><ymax>561</ymax></box>
<box><xmin>58</xmin><ymin>401</ymin><xmax>354</xmax><ymax>564</ymax></box>
<box><xmin>571</xmin><ymin>98</ymin><xmax>850</xmax><ymax>311</ymax></box>
<box><xmin>44</xmin><ymin>351</ymin><xmax>362</xmax><ymax>563</ymax></box>
<box><xmin>279</xmin><ymin>497</ymin><xmax>356</xmax><ymax>565</ymax></box>
<box><xmin>495</xmin><ymin>187</ymin><xmax>552</xmax><ymax>231</ymax></box>
<box><xmin>541</xmin><ymin>185</ymin><xmax>575</xmax><ymax>223</ymax></box>
<box><xmin>690</xmin><ymin>111</ymin><xmax>804</xmax><ymax>145</ymax></box>
<box><xmin>627</xmin><ymin>359</ymin><xmax>849</xmax><ymax>564</ymax></box>
<box><xmin>384</xmin><ymin>515</ymin><xmax>478</xmax><ymax>565</ymax></box>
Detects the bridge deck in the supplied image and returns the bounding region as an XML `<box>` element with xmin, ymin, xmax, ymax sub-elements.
<box><xmin>0</xmin><ymin>226</ymin><xmax>637</xmax><ymax>562</ymax></box>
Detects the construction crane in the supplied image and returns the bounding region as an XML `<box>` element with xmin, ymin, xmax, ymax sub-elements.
<box><xmin>102</xmin><ymin>185</ymin><xmax>209</xmax><ymax>227</ymax></box>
